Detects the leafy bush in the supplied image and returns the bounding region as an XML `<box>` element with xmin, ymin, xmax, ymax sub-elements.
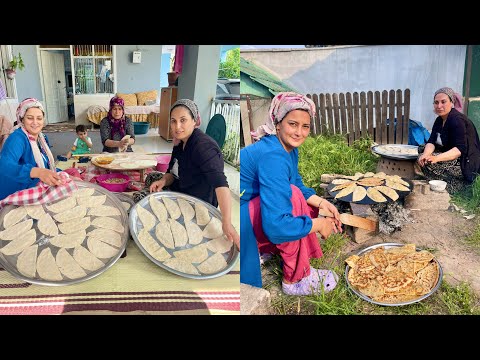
<box><xmin>297</xmin><ymin>134</ymin><xmax>379</xmax><ymax>194</ymax></box>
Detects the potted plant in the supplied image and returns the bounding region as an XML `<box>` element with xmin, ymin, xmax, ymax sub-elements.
<box><xmin>5</xmin><ymin>53</ymin><xmax>25</xmax><ymax>79</ymax></box>
<box><xmin>167</xmin><ymin>55</ymin><xmax>179</xmax><ymax>86</ymax></box>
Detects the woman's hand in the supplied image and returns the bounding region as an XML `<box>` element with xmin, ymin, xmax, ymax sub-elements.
<box><xmin>222</xmin><ymin>221</ymin><xmax>240</xmax><ymax>251</ymax></box>
<box><xmin>319</xmin><ymin>199</ymin><xmax>342</xmax><ymax>231</ymax></box>
<box><xmin>120</xmin><ymin>138</ymin><xmax>130</xmax><ymax>147</ymax></box>
<box><xmin>313</xmin><ymin>217</ymin><xmax>340</xmax><ymax>239</ymax></box>
<box><xmin>424</xmin><ymin>154</ymin><xmax>439</xmax><ymax>164</ymax></box>
<box><xmin>36</xmin><ymin>168</ymin><xmax>64</xmax><ymax>186</ymax></box>
<box><xmin>418</xmin><ymin>153</ymin><xmax>432</xmax><ymax>166</ymax></box>
<box><xmin>149</xmin><ymin>180</ymin><xmax>164</xmax><ymax>192</ymax></box>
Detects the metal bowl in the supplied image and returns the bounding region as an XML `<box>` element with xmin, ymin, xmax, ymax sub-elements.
<box><xmin>344</xmin><ymin>242</ymin><xmax>443</xmax><ymax>306</ymax></box>
<box><xmin>129</xmin><ymin>191</ymin><xmax>239</xmax><ymax>280</ymax></box>
<box><xmin>0</xmin><ymin>181</ymin><xmax>129</xmax><ymax>286</ymax></box>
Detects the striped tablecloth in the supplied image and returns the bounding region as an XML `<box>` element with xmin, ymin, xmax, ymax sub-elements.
<box><xmin>0</xmin><ymin>240</ymin><xmax>240</xmax><ymax>315</ymax></box>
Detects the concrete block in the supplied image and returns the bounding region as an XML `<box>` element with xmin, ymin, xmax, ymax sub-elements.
<box><xmin>320</xmin><ymin>174</ymin><xmax>341</xmax><ymax>183</ymax></box>
<box><xmin>240</xmin><ymin>283</ymin><xmax>271</xmax><ymax>315</ymax></box>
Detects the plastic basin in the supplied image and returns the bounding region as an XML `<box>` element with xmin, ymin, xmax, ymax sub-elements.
<box><xmin>133</xmin><ymin>122</ymin><xmax>150</xmax><ymax>135</ymax></box>
<box><xmin>96</xmin><ymin>173</ymin><xmax>131</xmax><ymax>192</ymax></box>
<box><xmin>156</xmin><ymin>154</ymin><xmax>171</xmax><ymax>172</ymax></box>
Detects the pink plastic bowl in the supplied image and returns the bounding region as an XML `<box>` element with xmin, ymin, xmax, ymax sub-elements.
<box><xmin>156</xmin><ymin>155</ymin><xmax>172</xmax><ymax>172</ymax></box>
<box><xmin>96</xmin><ymin>173</ymin><xmax>131</xmax><ymax>192</ymax></box>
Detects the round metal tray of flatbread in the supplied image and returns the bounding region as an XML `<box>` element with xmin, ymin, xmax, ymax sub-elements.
<box><xmin>327</xmin><ymin>177</ymin><xmax>413</xmax><ymax>205</ymax></box>
<box><xmin>129</xmin><ymin>191</ymin><xmax>239</xmax><ymax>280</ymax></box>
<box><xmin>344</xmin><ymin>242</ymin><xmax>443</xmax><ymax>306</ymax></box>
<box><xmin>0</xmin><ymin>180</ymin><xmax>129</xmax><ymax>286</ymax></box>
<box><xmin>114</xmin><ymin>193</ymin><xmax>135</xmax><ymax>215</ymax></box>
<box><xmin>372</xmin><ymin>144</ymin><xmax>419</xmax><ymax>160</ymax></box>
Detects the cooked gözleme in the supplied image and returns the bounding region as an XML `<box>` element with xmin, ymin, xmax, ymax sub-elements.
<box><xmin>345</xmin><ymin>244</ymin><xmax>440</xmax><ymax>304</ymax></box>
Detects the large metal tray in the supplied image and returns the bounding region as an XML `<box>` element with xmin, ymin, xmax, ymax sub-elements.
<box><xmin>345</xmin><ymin>242</ymin><xmax>443</xmax><ymax>306</ymax></box>
<box><xmin>0</xmin><ymin>180</ymin><xmax>129</xmax><ymax>286</ymax></box>
<box><xmin>129</xmin><ymin>191</ymin><xmax>239</xmax><ymax>280</ymax></box>
<box><xmin>372</xmin><ymin>144</ymin><xmax>419</xmax><ymax>160</ymax></box>
<box><xmin>327</xmin><ymin>177</ymin><xmax>413</xmax><ymax>205</ymax></box>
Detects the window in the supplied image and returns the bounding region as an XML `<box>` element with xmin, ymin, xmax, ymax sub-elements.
<box><xmin>72</xmin><ymin>45</ymin><xmax>114</xmax><ymax>95</ymax></box>
<box><xmin>0</xmin><ymin>45</ymin><xmax>16</xmax><ymax>99</ymax></box>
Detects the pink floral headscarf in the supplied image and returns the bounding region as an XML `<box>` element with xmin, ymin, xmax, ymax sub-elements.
<box><xmin>14</xmin><ymin>98</ymin><xmax>55</xmax><ymax>170</ymax></box>
<box><xmin>434</xmin><ymin>87</ymin><xmax>463</xmax><ymax>112</ymax></box>
<box><xmin>251</xmin><ymin>92</ymin><xmax>316</xmax><ymax>141</ymax></box>
<box><xmin>170</xmin><ymin>99</ymin><xmax>201</xmax><ymax>146</ymax></box>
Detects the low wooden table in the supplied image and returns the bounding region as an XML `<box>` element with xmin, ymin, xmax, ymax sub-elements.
<box><xmin>90</xmin><ymin>153</ymin><xmax>158</xmax><ymax>182</ymax></box>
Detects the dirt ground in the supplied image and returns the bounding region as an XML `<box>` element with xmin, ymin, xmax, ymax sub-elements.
<box><xmin>261</xmin><ymin>189</ymin><xmax>480</xmax><ymax>313</ymax></box>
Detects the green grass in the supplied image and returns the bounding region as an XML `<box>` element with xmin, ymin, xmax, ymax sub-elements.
<box><xmin>451</xmin><ymin>176</ymin><xmax>480</xmax><ymax>214</ymax></box>
<box><xmin>265</xmin><ymin>233</ymin><xmax>480</xmax><ymax>315</ymax></box>
<box><xmin>465</xmin><ymin>224</ymin><xmax>480</xmax><ymax>249</ymax></box>
<box><xmin>297</xmin><ymin>134</ymin><xmax>379</xmax><ymax>194</ymax></box>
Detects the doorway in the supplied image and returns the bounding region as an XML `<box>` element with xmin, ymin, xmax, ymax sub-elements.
<box><xmin>39</xmin><ymin>48</ymin><xmax>70</xmax><ymax>124</ymax></box>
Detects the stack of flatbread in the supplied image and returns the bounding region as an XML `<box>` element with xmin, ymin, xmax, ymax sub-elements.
<box><xmin>345</xmin><ymin>244</ymin><xmax>440</xmax><ymax>304</ymax></box>
<box><xmin>0</xmin><ymin>186</ymin><xmax>127</xmax><ymax>283</ymax></box>
<box><xmin>331</xmin><ymin>172</ymin><xmax>410</xmax><ymax>203</ymax></box>
<box><xmin>133</xmin><ymin>194</ymin><xmax>233</xmax><ymax>277</ymax></box>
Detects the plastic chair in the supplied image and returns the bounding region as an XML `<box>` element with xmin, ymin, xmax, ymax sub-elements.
<box><xmin>205</xmin><ymin>114</ymin><xmax>226</xmax><ymax>149</ymax></box>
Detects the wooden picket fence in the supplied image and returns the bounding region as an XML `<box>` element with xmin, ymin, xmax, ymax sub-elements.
<box><xmin>306</xmin><ymin>89</ymin><xmax>410</xmax><ymax>145</ymax></box>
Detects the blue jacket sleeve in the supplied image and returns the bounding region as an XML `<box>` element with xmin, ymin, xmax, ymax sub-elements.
<box><xmin>291</xmin><ymin>150</ymin><xmax>315</xmax><ymax>200</ymax></box>
<box><xmin>0</xmin><ymin>133</ymin><xmax>37</xmax><ymax>187</ymax></box>
<box><xmin>258</xmin><ymin>151</ymin><xmax>312</xmax><ymax>244</ymax></box>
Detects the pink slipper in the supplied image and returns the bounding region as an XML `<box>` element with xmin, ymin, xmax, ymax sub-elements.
<box><xmin>282</xmin><ymin>267</ymin><xmax>339</xmax><ymax>296</ymax></box>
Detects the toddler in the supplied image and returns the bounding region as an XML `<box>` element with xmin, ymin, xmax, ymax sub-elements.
<box><xmin>66</xmin><ymin>125</ymin><xmax>93</xmax><ymax>159</ymax></box>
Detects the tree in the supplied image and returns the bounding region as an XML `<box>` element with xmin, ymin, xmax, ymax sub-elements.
<box><xmin>218</xmin><ymin>48</ymin><xmax>239</xmax><ymax>79</ymax></box>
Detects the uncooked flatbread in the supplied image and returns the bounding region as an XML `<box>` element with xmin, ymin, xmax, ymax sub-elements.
<box><xmin>37</xmin><ymin>213</ymin><xmax>59</xmax><ymax>237</ymax></box>
<box><xmin>173</xmin><ymin>243</ymin><xmax>209</xmax><ymax>263</ymax></box>
<box><xmin>73</xmin><ymin>245</ymin><xmax>104</xmax><ymax>272</ymax></box>
<box><xmin>73</xmin><ymin>188</ymin><xmax>95</xmax><ymax>198</ymax></box>
<box><xmin>334</xmin><ymin>184</ymin><xmax>357</xmax><ymax>199</ymax></box>
<box><xmin>45</xmin><ymin>196</ymin><xmax>77</xmax><ymax>213</ymax></box>
<box><xmin>197</xmin><ymin>252</ymin><xmax>228</xmax><ymax>274</ymax></box>
<box><xmin>87</xmin><ymin>228</ymin><xmax>122</xmax><ymax>248</ymax></box>
<box><xmin>0</xmin><ymin>229</ymin><xmax>36</xmax><ymax>256</ymax></box>
<box><xmin>58</xmin><ymin>216</ymin><xmax>91</xmax><ymax>234</ymax></box>
<box><xmin>202</xmin><ymin>217</ymin><xmax>223</xmax><ymax>239</ymax></box>
<box><xmin>24</xmin><ymin>204</ymin><xmax>46</xmax><ymax>219</ymax></box>
<box><xmin>352</xmin><ymin>186</ymin><xmax>368</xmax><ymax>202</ymax></box>
<box><xmin>119</xmin><ymin>162</ymin><xmax>139</xmax><ymax>169</ymax></box>
<box><xmin>205</xmin><ymin>236</ymin><xmax>233</xmax><ymax>253</ymax></box>
<box><xmin>56</xmin><ymin>248</ymin><xmax>87</xmax><ymax>279</ymax></box>
<box><xmin>151</xmin><ymin>246</ymin><xmax>172</xmax><ymax>262</ymax></box>
<box><xmin>168</xmin><ymin>219</ymin><xmax>188</xmax><ymax>247</ymax></box>
<box><xmin>163</xmin><ymin>257</ymin><xmax>200</xmax><ymax>275</ymax></box>
<box><xmin>185</xmin><ymin>221</ymin><xmax>203</xmax><ymax>245</ymax></box>
<box><xmin>17</xmin><ymin>245</ymin><xmax>38</xmax><ymax>278</ymax></box>
<box><xmin>87</xmin><ymin>237</ymin><xmax>119</xmax><ymax>259</ymax></box>
<box><xmin>138</xmin><ymin>228</ymin><xmax>161</xmax><ymax>253</ymax></box>
<box><xmin>149</xmin><ymin>196</ymin><xmax>168</xmax><ymax>222</ymax></box>
<box><xmin>3</xmin><ymin>206</ymin><xmax>27</xmax><ymax>228</ymax></box>
<box><xmin>178</xmin><ymin>198</ymin><xmax>195</xmax><ymax>221</ymax></box>
<box><xmin>155</xmin><ymin>222</ymin><xmax>175</xmax><ymax>249</ymax></box>
<box><xmin>195</xmin><ymin>203</ymin><xmax>210</xmax><ymax>226</ymax></box>
<box><xmin>87</xmin><ymin>205</ymin><xmax>121</xmax><ymax>217</ymax></box>
<box><xmin>385</xmin><ymin>180</ymin><xmax>410</xmax><ymax>192</ymax></box>
<box><xmin>91</xmin><ymin>217</ymin><xmax>124</xmax><ymax>233</ymax></box>
<box><xmin>163</xmin><ymin>198</ymin><xmax>181</xmax><ymax>220</ymax></box>
<box><xmin>136</xmin><ymin>205</ymin><xmax>157</xmax><ymax>232</ymax></box>
<box><xmin>366</xmin><ymin>187</ymin><xmax>387</xmax><ymax>203</ymax></box>
<box><xmin>121</xmin><ymin>202</ymin><xmax>131</xmax><ymax>211</ymax></box>
<box><xmin>331</xmin><ymin>178</ymin><xmax>352</xmax><ymax>185</ymax></box>
<box><xmin>53</xmin><ymin>205</ymin><xmax>87</xmax><ymax>223</ymax></box>
<box><xmin>49</xmin><ymin>229</ymin><xmax>86</xmax><ymax>248</ymax></box>
<box><xmin>0</xmin><ymin>219</ymin><xmax>33</xmax><ymax>240</ymax></box>
<box><xmin>37</xmin><ymin>248</ymin><xmax>63</xmax><ymax>281</ymax></box>
<box><xmin>77</xmin><ymin>195</ymin><xmax>107</xmax><ymax>208</ymax></box>
<box><xmin>375</xmin><ymin>186</ymin><xmax>399</xmax><ymax>201</ymax></box>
